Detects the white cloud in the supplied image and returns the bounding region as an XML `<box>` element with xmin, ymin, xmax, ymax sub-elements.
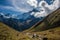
<box><xmin>0</xmin><ymin>12</ymin><xmax>11</xmax><ymax>18</ymax></box>
<box><xmin>31</xmin><ymin>0</ymin><xmax>60</xmax><ymax>18</ymax></box>
<box><xmin>31</xmin><ymin>8</ymin><xmax>48</xmax><ymax>18</ymax></box>
<box><xmin>45</xmin><ymin>0</ymin><xmax>60</xmax><ymax>11</ymax></box>
<box><xmin>12</xmin><ymin>0</ymin><xmax>33</xmax><ymax>12</ymax></box>
<box><xmin>3</xmin><ymin>16</ymin><xmax>11</xmax><ymax>18</ymax></box>
<box><xmin>39</xmin><ymin>0</ymin><xmax>60</xmax><ymax>11</ymax></box>
<box><xmin>0</xmin><ymin>13</ymin><xmax>4</xmax><ymax>16</ymax></box>
<box><xmin>30</xmin><ymin>12</ymin><xmax>35</xmax><ymax>15</ymax></box>
<box><xmin>0</xmin><ymin>6</ymin><xmax>18</xmax><ymax>12</ymax></box>
<box><xmin>0</xmin><ymin>12</ymin><xmax>19</xmax><ymax>19</ymax></box>
<box><xmin>0</xmin><ymin>0</ymin><xmax>60</xmax><ymax>18</ymax></box>
<box><xmin>0</xmin><ymin>5</ymin><xmax>29</xmax><ymax>13</ymax></box>
<box><xmin>0</xmin><ymin>0</ymin><xmax>33</xmax><ymax>12</ymax></box>
<box><xmin>27</xmin><ymin>0</ymin><xmax>38</xmax><ymax>8</ymax></box>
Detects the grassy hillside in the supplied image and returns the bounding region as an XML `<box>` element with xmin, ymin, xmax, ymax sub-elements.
<box><xmin>0</xmin><ymin>22</ymin><xmax>60</xmax><ymax>40</ymax></box>
<box><xmin>0</xmin><ymin>22</ymin><xmax>20</xmax><ymax>40</ymax></box>
<box><xmin>24</xmin><ymin>8</ymin><xmax>60</xmax><ymax>32</ymax></box>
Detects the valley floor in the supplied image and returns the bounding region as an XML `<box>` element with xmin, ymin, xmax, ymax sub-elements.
<box><xmin>0</xmin><ymin>22</ymin><xmax>60</xmax><ymax>40</ymax></box>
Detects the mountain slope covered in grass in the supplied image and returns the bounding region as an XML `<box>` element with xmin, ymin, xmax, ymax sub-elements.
<box><xmin>0</xmin><ymin>22</ymin><xmax>60</xmax><ymax>40</ymax></box>
<box><xmin>24</xmin><ymin>8</ymin><xmax>60</xmax><ymax>32</ymax></box>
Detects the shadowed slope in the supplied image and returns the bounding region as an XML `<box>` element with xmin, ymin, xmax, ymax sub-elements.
<box><xmin>24</xmin><ymin>8</ymin><xmax>60</xmax><ymax>32</ymax></box>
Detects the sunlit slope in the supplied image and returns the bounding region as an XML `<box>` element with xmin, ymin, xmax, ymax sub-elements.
<box><xmin>0</xmin><ymin>22</ymin><xmax>20</xmax><ymax>40</ymax></box>
<box><xmin>24</xmin><ymin>8</ymin><xmax>60</xmax><ymax>32</ymax></box>
<box><xmin>0</xmin><ymin>22</ymin><xmax>60</xmax><ymax>40</ymax></box>
<box><xmin>0</xmin><ymin>22</ymin><xmax>32</xmax><ymax>40</ymax></box>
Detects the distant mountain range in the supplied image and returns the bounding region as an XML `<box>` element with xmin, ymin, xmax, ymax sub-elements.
<box><xmin>0</xmin><ymin>7</ymin><xmax>44</xmax><ymax>31</ymax></box>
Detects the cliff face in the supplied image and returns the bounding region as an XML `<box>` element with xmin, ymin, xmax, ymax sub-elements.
<box><xmin>25</xmin><ymin>8</ymin><xmax>60</xmax><ymax>32</ymax></box>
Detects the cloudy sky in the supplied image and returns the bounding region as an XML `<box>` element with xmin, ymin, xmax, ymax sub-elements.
<box><xmin>0</xmin><ymin>0</ymin><xmax>60</xmax><ymax>18</ymax></box>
